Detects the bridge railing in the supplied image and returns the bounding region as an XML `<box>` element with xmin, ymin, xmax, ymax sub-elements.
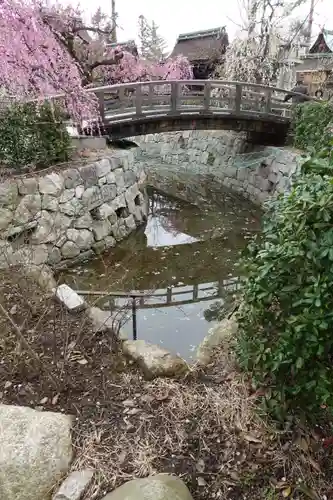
<box><xmin>86</xmin><ymin>80</ymin><xmax>314</xmax><ymax>123</ymax></box>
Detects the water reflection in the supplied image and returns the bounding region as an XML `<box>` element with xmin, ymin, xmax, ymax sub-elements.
<box><xmin>61</xmin><ymin>187</ymin><xmax>260</xmax><ymax>361</ymax></box>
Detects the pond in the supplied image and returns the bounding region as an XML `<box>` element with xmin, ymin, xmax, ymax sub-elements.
<box><xmin>60</xmin><ymin>186</ymin><xmax>261</xmax><ymax>362</ymax></box>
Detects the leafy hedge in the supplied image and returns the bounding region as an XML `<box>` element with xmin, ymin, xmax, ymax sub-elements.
<box><xmin>293</xmin><ymin>101</ymin><xmax>333</xmax><ymax>152</ymax></box>
<box><xmin>0</xmin><ymin>101</ymin><xmax>71</xmax><ymax>170</ymax></box>
<box><xmin>236</xmin><ymin>144</ymin><xmax>333</xmax><ymax>420</ymax></box>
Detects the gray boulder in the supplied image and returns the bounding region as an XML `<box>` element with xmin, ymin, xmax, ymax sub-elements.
<box><xmin>196</xmin><ymin>315</ymin><xmax>238</xmax><ymax>366</ymax></box>
<box><xmin>122</xmin><ymin>340</ymin><xmax>188</xmax><ymax>380</ymax></box>
<box><xmin>102</xmin><ymin>474</ymin><xmax>193</xmax><ymax>500</ymax></box>
<box><xmin>0</xmin><ymin>404</ymin><xmax>73</xmax><ymax>500</ymax></box>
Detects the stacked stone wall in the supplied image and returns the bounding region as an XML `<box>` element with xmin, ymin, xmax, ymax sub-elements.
<box><xmin>0</xmin><ymin>150</ymin><xmax>147</xmax><ymax>269</ymax></box>
<box><xmin>132</xmin><ymin>130</ymin><xmax>300</xmax><ymax>206</ymax></box>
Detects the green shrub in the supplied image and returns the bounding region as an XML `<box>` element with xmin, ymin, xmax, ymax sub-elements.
<box><xmin>0</xmin><ymin>101</ymin><xmax>71</xmax><ymax>169</ymax></box>
<box><xmin>236</xmin><ymin>160</ymin><xmax>333</xmax><ymax>420</ymax></box>
<box><xmin>293</xmin><ymin>101</ymin><xmax>333</xmax><ymax>152</ymax></box>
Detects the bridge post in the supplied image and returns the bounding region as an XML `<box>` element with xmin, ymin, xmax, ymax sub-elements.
<box><xmin>264</xmin><ymin>89</ymin><xmax>272</xmax><ymax>113</ymax></box>
<box><xmin>235</xmin><ymin>83</ymin><xmax>242</xmax><ymax>113</ymax></box>
<box><xmin>135</xmin><ymin>85</ymin><xmax>143</xmax><ymax>116</ymax></box>
<box><xmin>171</xmin><ymin>83</ymin><xmax>178</xmax><ymax>113</ymax></box>
<box><xmin>97</xmin><ymin>91</ymin><xmax>105</xmax><ymax>121</ymax></box>
<box><xmin>202</xmin><ymin>82</ymin><xmax>211</xmax><ymax>112</ymax></box>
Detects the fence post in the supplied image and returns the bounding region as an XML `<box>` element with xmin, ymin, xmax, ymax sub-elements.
<box><xmin>132</xmin><ymin>297</ymin><xmax>137</xmax><ymax>340</ymax></box>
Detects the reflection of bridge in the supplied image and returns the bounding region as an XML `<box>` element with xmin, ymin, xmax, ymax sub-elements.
<box><xmin>82</xmin><ymin>80</ymin><xmax>314</xmax><ymax>145</ymax></box>
<box><xmin>77</xmin><ymin>278</ymin><xmax>240</xmax><ymax>339</ymax></box>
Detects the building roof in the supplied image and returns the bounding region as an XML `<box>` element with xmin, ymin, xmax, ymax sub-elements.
<box><xmin>309</xmin><ymin>29</ymin><xmax>333</xmax><ymax>54</ymax></box>
<box><xmin>169</xmin><ymin>27</ymin><xmax>228</xmax><ymax>62</ymax></box>
<box><xmin>106</xmin><ymin>39</ymin><xmax>138</xmax><ymax>56</ymax></box>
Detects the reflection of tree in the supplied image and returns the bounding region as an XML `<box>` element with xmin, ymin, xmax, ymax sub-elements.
<box><xmin>204</xmin><ymin>301</ymin><xmax>224</xmax><ymax>322</ymax></box>
<box><xmin>203</xmin><ymin>289</ymin><xmax>239</xmax><ymax>322</ymax></box>
<box><xmin>149</xmin><ymin>192</ymin><xmax>190</xmax><ymax>238</ymax></box>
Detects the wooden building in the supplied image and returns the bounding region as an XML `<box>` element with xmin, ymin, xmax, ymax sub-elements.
<box><xmin>296</xmin><ymin>29</ymin><xmax>333</xmax><ymax>95</ymax></box>
<box><xmin>106</xmin><ymin>40</ymin><xmax>139</xmax><ymax>57</ymax></box>
<box><xmin>169</xmin><ymin>27</ymin><xmax>229</xmax><ymax>79</ymax></box>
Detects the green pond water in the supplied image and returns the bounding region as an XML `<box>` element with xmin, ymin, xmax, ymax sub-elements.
<box><xmin>60</xmin><ymin>186</ymin><xmax>261</xmax><ymax>361</ymax></box>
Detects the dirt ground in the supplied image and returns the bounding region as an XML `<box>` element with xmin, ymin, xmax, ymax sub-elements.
<box><xmin>0</xmin><ymin>268</ymin><xmax>332</xmax><ymax>500</ymax></box>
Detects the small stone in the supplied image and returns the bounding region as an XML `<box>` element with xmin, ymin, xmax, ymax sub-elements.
<box><xmin>74</xmin><ymin>213</ymin><xmax>93</xmax><ymax>230</ymax></box>
<box><xmin>42</xmin><ymin>195</ymin><xmax>59</xmax><ymax>212</ymax></box>
<box><xmin>101</xmin><ymin>474</ymin><xmax>194</xmax><ymax>500</ymax></box>
<box><xmin>52</xmin><ymin>469</ymin><xmax>94</xmax><ymax>500</ymax></box>
<box><xmin>104</xmin><ymin>235</ymin><xmax>116</xmax><ymax>248</ymax></box>
<box><xmin>17</xmin><ymin>177</ymin><xmax>38</xmax><ymax>195</ymax></box>
<box><xmin>122</xmin><ymin>340</ymin><xmax>188</xmax><ymax>380</ymax></box>
<box><xmin>79</xmin><ymin>164</ymin><xmax>98</xmax><ymax>187</ymax></box>
<box><xmin>39</xmin><ymin>173</ymin><xmax>64</xmax><ymax>196</ymax></box>
<box><xmin>114</xmin><ymin>169</ymin><xmax>125</xmax><ymax>191</ymax></box>
<box><xmin>66</xmin><ymin>228</ymin><xmax>94</xmax><ymax>250</ymax></box>
<box><xmin>10</xmin><ymin>245</ymin><xmax>48</xmax><ymax>266</ymax></box>
<box><xmin>0</xmin><ymin>180</ymin><xmax>18</xmax><ymax>207</ymax></box>
<box><xmin>124</xmin><ymin>170</ymin><xmax>136</xmax><ymax>187</ymax></box>
<box><xmin>31</xmin><ymin>212</ymin><xmax>71</xmax><ymax>244</ymax></box>
<box><xmin>13</xmin><ymin>194</ymin><xmax>41</xmax><ymax>225</ymax></box>
<box><xmin>47</xmin><ymin>246</ymin><xmax>62</xmax><ymax>265</ymax></box>
<box><xmin>95</xmin><ymin>158</ymin><xmax>111</xmax><ymax>177</ymax></box>
<box><xmin>59</xmin><ymin>198</ymin><xmax>84</xmax><ymax>217</ymax></box>
<box><xmin>196</xmin><ymin>316</ymin><xmax>238</xmax><ymax>366</ymax></box>
<box><xmin>87</xmin><ymin>307</ymin><xmax>119</xmax><ymax>333</ymax></box>
<box><xmin>101</xmin><ymin>184</ymin><xmax>117</xmax><ymax>203</ymax></box>
<box><xmin>106</xmin><ymin>172</ymin><xmax>116</xmax><ymax>184</ymax></box>
<box><xmin>81</xmin><ymin>186</ymin><xmax>102</xmax><ymax>210</ymax></box>
<box><xmin>124</xmin><ymin>214</ymin><xmax>136</xmax><ymax>231</ymax></box>
<box><xmin>92</xmin><ymin>219</ymin><xmax>112</xmax><ymax>241</ymax></box>
<box><xmin>98</xmin><ymin>176</ymin><xmax>107</xmax><ymax>186</ymax></box>
<box><xmin>61</xmin><ymin>241</ymin><xmax>81</xmax><ymax>259</ymax></box>
<box><xmin>59</xmin><ymin>189</ymin><xmax>75</xmax><ymax>204</ymax></box>
<box><xmin>75</xmin><ymin>185</ymin><xmax>85</xmax><ymax>199</ymax></box>
<box><xmin>62</xmin><ymin>169</ymin><xmax>82</xmax><ymax>189</ymax></box>
<box><xmin>111</xmin><ymin>194</ymin><xmax>126</xmax><ymax>211</ymax></box>
<box><xmin>92</xmin><ymin>240</ymin><xmax>106</xmax><ymax>254</ymax></box>
<box><xmin>94</xmin><ymin>203</ymin><xmax>117</xmax><ymax>222</ymax></box>
<box><xmin>111</xmin><ymin>223</ymin><xmax>128</xmax><ymax>241</ymax></box>
<box><xmin>109</xmin><ymin>155</ymin><xmax>123</xmax><ymax>171</ymax></box>
<box><xmin>0</xmin><ymin>208</ymin><xmax>13</xmax><ymax>230</ymax></box>
<box><xmin>55</xmin><ymin>284</ymin><xmax>85</xmax><ymax>312</ymax></box>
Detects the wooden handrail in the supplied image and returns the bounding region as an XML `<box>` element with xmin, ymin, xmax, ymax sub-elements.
<box><xmin>7</xmin><ymin>79</ymin><xmax>317</xmax><ymax>127</ymax></box>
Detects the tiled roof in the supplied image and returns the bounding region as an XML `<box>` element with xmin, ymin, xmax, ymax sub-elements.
<box><xmin>169</xmin><ymin>27</ymin><xmax>228</xmax><ymax>62</ymax></box>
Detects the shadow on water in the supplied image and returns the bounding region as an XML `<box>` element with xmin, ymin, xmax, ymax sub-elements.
<box><xmin>61</xmin><ymin>187</ymin><xmax>261</xmax><ymax>361</ymax></box>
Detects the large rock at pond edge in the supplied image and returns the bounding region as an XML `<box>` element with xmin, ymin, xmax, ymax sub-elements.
<box><xmin>0</xmin><ymin>404</ymin><xmax>73</xmax><ymax>500</ymax></box>
<box><xmin>196</xmin><ymin>315</ymin><xmax>238</xmax><ymax>366</ymax></box>
<box><xmin>101</xmin><ymin>474</ymin><xmax>194</xmax><ymax>500</ymax></box>
<box><xmin>122</xmin><ymin>340</ymin><xmax>188</xmax><ymax>380</ymax></box>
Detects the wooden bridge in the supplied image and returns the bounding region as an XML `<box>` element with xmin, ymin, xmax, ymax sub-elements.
<box><xmin>81</xmin><ymin>79</ymin><xmax>311</xmax><ymax>145</ymax></box>
<box><xmin>76</xmin><ymin>278</ymin><xmax>241</xmax><ymax>339</ymax></box>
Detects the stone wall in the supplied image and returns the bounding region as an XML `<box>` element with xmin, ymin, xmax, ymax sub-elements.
<box><xmin>133</xmin><ymin>130</ymin><xmax>301</xmax><ymax>206</ymax></box>
<box><xmin>0</xmin><ymin>150</ymin><xmax>147</xmax><ymax>270</ymax></box>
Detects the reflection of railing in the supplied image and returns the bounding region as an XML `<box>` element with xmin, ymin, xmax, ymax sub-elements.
<box><xmin>76</xmin><ymin>278</ymin><xmax>240</xmax><ymax>340</ymax></box>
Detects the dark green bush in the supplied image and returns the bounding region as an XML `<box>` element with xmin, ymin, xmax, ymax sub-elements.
<box><xmin>236</xmin><ymin>156</ymin><xmax>333</xmax><ymax>420</ymax></box>
<box><xmin>0</xmin><ymin>101</ymin><xmax>71</xmax><ymax>170</ymax></box>
<box><xmin>293</xmin><ymin>101</ymin><xmax>333</xmax><ymax>152</ymax></box>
